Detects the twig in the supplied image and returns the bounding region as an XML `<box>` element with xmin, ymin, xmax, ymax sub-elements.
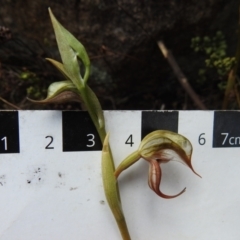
<box><xmin>0</xmin><ymin>97</ymin><xmax>21</xmax><ymax>110</ymax></box>
<box><xmin>234</xmin><ymin>83</ymin><xmax>240</xmax><ymax>108</ymax></box>
<box><xmin>222</xmin><ymin>6</ymin><xmax>240</xmax><ymax>109</ymax></box>
<box><xmin>157</xmin><ymin>41</ymin><xmax>207</xmax><ymax>110</ymax></box>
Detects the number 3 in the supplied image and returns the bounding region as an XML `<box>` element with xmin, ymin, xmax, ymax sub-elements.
<box><xmin>87</xmin><ymin>134</ymin><xmax>95</xmax><ymax>147</ymax></box>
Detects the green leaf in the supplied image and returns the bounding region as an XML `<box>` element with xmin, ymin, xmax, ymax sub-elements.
<box><xmin>28</xmin><ymin>91</ymin><xmax>82</xmax><ymax>104</ymax></box>
<box><xmin>203</xmin><ymin>36</ymin><xmax>210</xmax><ymax>42</ymax></box>
<box><xmin>48</xmin><ymin>8</ymin><xmax>90</xmax><ymax>89</ymax></box>
<box><xmin>102</xmin><ymin>134</ymin><xmax>131</xmax><ymax>239</ymax></box>
<box><xmin>28</xmin><ymin>80</ymin><xmax>80</xmax><ymax>104</ymax></box>
<box><xmin>205</xmin><ymin>47</ymin><xmax>212</xmax><ymax>55</ymax></box>
<box><xmin>198</xmin><ymin>69</ymin><xmax>206</xmax><ymax>76</ymax></box>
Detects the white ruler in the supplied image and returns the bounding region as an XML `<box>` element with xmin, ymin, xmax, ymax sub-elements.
<box><xmin>0</xmin><ymin>110</ymin><xmax>239</xmax><ymax>240</ymax></box>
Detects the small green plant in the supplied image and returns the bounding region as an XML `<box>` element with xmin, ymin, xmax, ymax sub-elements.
<box><xmin>191</xmin><ymin>31</ymin><xmax>235</xmax><ymax>89</ymax></box>
<box><xmin>30</xmin><ymin>8</ymin><xmax>200</xmax><ymax>239</ymax></box>
<box><xmin>20</xmin><ymin>70</ymin><xmax>47</xmax><ymax>99</ymax></box>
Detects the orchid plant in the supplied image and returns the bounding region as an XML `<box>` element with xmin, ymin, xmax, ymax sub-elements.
<box><xmin>30</xmin><ymin>8</ymin><xmax>200</xmax><ymax>240</ymax></box>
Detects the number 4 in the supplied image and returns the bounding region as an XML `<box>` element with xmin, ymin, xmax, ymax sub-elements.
<box><xmin>125</xmin><ymin>134</ymin><xmax>134</xmax><ymax>147</ymax></box>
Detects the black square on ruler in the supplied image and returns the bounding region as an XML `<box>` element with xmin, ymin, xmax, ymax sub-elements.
<box><xmin>213</xmin><ymin>111</ymin><xmax>240</xmax><ymax>148</ymax></box>
<box><xmin>141</xmin><ymin>111</ymin><xmax>178</xmax><ymax>139</ymax></box>
<box><xmin>62</xmin><ymin>111</ymin><xmax>102</xmax><ymax>151</ymax></box>
<box><xmin>0</xmin><ymin>111</ymin><xmax>19</xmax><ymax>154</ymax></box>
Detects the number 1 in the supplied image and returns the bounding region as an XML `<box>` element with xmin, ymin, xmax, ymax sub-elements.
<box><xmin>1</xmin><ymin>136</ymin><xmax>7</xmax><ymax>150</ymax></box>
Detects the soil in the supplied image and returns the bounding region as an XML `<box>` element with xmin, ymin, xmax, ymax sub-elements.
<box><xmin>0</xmin><ymin>0</ymin><xmax>239</xmax><ymax>110</ymax></box>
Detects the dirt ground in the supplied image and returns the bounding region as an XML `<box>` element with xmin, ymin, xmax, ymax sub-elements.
<box><xmin>0</xmin><ymin>0</ymin><xmax>239</xmax><ymax>110</ymax></box>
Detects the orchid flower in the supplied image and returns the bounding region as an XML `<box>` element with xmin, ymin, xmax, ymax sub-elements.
<box><xmin>115</xmin><ymin>130</ymin><xmax>201</xmax><ymax>199</ymax></box>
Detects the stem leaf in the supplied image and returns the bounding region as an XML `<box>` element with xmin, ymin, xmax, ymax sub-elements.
<box><xmin>48</xmin><ymin>8</ymin><xmax>90</xmax><ymax>89</ymax></box>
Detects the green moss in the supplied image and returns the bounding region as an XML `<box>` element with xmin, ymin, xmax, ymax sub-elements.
<box><xmin>191</xmin><ymin>31</ymin><xmax>236</xmax><ymax>89</ymax></box>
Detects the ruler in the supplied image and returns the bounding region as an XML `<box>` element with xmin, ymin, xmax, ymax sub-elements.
<box><xmin>0</xmin><ymin>110</ymin><xmax>240</xmax><ymax>239</ymax></box>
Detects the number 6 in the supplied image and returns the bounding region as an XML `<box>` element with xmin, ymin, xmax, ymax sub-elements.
<box><xmin>198</xmin><ymin>133</ymin><xmax>206</xmax><ymax>145</ymax></box>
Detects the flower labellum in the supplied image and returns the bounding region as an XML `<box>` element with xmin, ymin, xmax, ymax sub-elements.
<box><xmin>115</xmin><ymin>130</ymin><xmax>201</xmax><ymax>199</ymax></box>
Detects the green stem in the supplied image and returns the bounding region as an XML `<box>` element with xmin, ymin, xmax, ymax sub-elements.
<box><xmin>81</xmin><ymin>88</ymin><xmax>131</xmax><ymax>239</ymax></box>
<box><xmin>48</xmin><ymin>8</ymin><xmax>130</xmax><ymax>238</ymax></box>
<box><xmin>114</xmin><ymin>151</ymin><xmax>141</xmax><ymax>178</ymax></box>
<box><xmin>80</xmin><ymin>90</ymin><xmax>106</xmax><ymax>142</ymax></box>
<box><xmin>102</xmin><ymin>134</ymin><xmax>131</xmax><ymax>240</ymax></box>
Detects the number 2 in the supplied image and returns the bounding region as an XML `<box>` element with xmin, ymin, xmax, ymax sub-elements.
<box><xmin>45</xmin><ymin>136</ymin><xmax>54</xmax><ymax>149</ymax></box>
